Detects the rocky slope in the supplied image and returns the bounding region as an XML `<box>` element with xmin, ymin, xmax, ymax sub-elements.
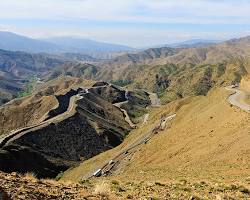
<box><xmin>101</xmin><ymin>59</ymin><xmax>247</xmax><ymax>104</ymax></box>
<box><xmin>3</xmin><ymin>36</ymin><xmax>250</xmax><ymax>106</ymax></box>
<box><xmin>96</xmin><ymin>47</ymin><xmax>179</xmax><ymax>81</ymax></box>
<box><xmin>115</xmin><ymin>88</ymin><xmax>250</xmax><ymax>182</ymax></box>
<box><xmin>110</xmin><ymin>47</ymin><xmax>178</xmax><ymax>64</ymax></box>
<box><xmin>160</xmin><ymin>36</ymin><xmax>250</xmax><ymax>65</ymax></box>
<box><xmin>2</xmin><ymin>35</ymin><xmax>250</xmax><ymax>105</ymax></box>
<box><xmin>0</xmin><ymin>77</ymin><xmax>94</xmax><ymax>135</ymax></box>
<box><xmin>0</xmin><ymin>82</ymin><xmax>149</xmax><ymax>178</ymax></box>
<box><xmin>103</xmin><ymin>36</ymin><xmax>250</xmax><ymax>67</ymax></box>
<box><xmin>0</xmin><ymin>72</ymin><xmax>24</xmax><ymax>105</ymax></box>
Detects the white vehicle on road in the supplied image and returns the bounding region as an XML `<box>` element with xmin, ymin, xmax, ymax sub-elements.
<box><xmin>232</xmin><ymin>83</ymin><xmax>239</xmax><ymax>88</ymax></box>
<box><xmin>108</xmin><ymin>160</ymin><xmax>114</xmax><ymax>165</ymax></box>
<box><xmin>93</xmin><ymin>169</ymin><xmax>102</xmax><ymax>177</ymax></box>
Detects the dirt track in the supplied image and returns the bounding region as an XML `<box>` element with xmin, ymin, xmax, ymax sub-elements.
<box><xmin>114</xmin><ymin>101</ymin><xmax>136</xmax><ymax>128</ymax></box>
<box><xmin>86</xmin><ymin>113</ymin><xmax>176</xmax><ymax>179</ymax></box>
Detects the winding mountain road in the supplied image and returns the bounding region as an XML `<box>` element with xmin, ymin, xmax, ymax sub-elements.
<box><xmin>83</xmin><ymin>86</ymin><xmax>250</xmax><ymax>179</ymax></box>
<box><xmin>114</xmin><ymin>101</ymin><xmax>136</xmax><ymax>128</ymax></box>
<box><xmin>0</xmin><ymin>83</ymin><xmax>164</xmax><ymax>180</ymax></box>
<box><xmin>0</xmin><ymin>85</ymin><xmax>138</xmax><ymax>148</ymax></box>
<box><xmin>86</xmin><ymin>113</ymin><xmax>176</xmax><ymax>179</ymax></box>
<box><xmin>226</xmin><ymin>85</ymin><xmax>250</xmax><ymax>113</ymax></box>
<box><xmin>0</xmin><ymin>94</ymin><xmax>83</xmax><ymax>148</ymax></box>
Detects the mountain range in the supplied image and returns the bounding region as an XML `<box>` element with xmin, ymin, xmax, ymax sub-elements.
<box><xmin>0</xmin><ymin>31</ymin><xmax>134</xmax><ymax>55</ymax></box>
<box><xmin>0</xmin><ymin>31</ymin><xmax>222</xmax><ymax>56</ymax></box>
<box><xmin>1</xmin><ymin>32</ymin><xmax>250</xmax><ymax>199</ymax></box>
<box><xmin>167</xmin><ymin>39</ymin><xmax>221</xmax><ymax>48</ymax></box>
<box><xmin>1</xmin><ymin>35</ymin><xmax>250</xmax><ymax>105</ymax></box>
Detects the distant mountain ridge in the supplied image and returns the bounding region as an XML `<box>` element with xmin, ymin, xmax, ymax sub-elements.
<box><xmin>0</xmin><ymin>31</ymin><xmax>134</xmax><ymax>55</ymax></box>
<box><xmin>141</xmin><ymin>39</ymin><xmax>221</xmax><ymax>50</ymax></box>
<box><xmin>92</xmin><ymin>35</ymin><xmax>250</xmax><ymax>105</ymax></box>
<box><xmin>43</xmin><ymin>37</ymin><xmax>135</xmax><ymax>53</ymax></box>
<box><xmin>105</xmin><ymin>36</ymin><xmax>250</xmax><ymax>67</ymax></box>
<box><xmin>103</xmin><ymin>47</ymin><xmax>178</xmax><ymax>68</ymax></box>
<box><xmin>167</xmin><ymin>39</ymin><xmax>221</xmax><ymax>48</ymax></box>
<box><xmin>0</xmin><ymin>49</ymin><xmax>65</xmax><ymax>77</ymax></box>
<box><xmin>0</xmin><ymin>48</ymin><xmax>67</xmax><ymax>104</ymax></box>
<box><xmin>0</xmin><ymin>31</ymin><xmax>62</xmax><ymax>53</ymax></box>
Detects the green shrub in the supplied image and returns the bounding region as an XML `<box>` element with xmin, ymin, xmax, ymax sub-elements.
<box><xmin>131</xmin><ymin>111</ymin><xmax>145</xmax><ymax>118</ymax></box>
<box><xmin>17</xmin><ymin>76</ymin><xmax>37</xmax><ymax>98</ymax></box>
<box><xmin>111</xmin><ymin>180</ymin><xmax>120</xmax><ymax>185</ymax></box>
<box><xmin>217</xmin><ymin>63</ymin><xmax>226</xmax><ymax>77</ymax></box>
<box><xmin>194</xmin><ymin>80</ymin><xmax>212</xmax><ymax>96</ymax></box>
<box><xmin>111</xmin><ymin>79</ymin><xmax>133</xmax><ymax>87</ymax></box>
<box><xmin>233</xmin><ymin>71</ymin><xmax>242</xmax><ymax>84</ymax></box>
<box><xmin>55</xmin><ymin>171</ymin><xmax>64</xmax><ymax>181</ymax></box>
<box><xmin>194</xmin><ymin>67</ymin><xmax>213</xmax><ymax>96</ymax></box>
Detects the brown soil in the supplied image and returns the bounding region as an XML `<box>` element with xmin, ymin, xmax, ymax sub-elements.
<box><xmin>0</xmin><ymin>171</ymin><xmax>105</xmax><ymax>200</ymax></box>
<box><xmin>1</xmin><ymin>171</ymin><xmax>250</xmax><ymax>199</ymax></box>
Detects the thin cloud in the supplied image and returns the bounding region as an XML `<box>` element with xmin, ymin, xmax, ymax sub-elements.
<box><xmin>0</xmin><ymin>0</ymin><xmax>250</xmax><ymax>46</ymax></box>
<box><xmin>0</xmin><ymin>0</ymin><xmax>250</xmax><ymax>24</ymax></box>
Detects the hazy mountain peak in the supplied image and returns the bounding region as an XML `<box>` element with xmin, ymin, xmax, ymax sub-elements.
<box><xmin>43</xmin><ymin>36</ymin><xmax>135</xmax><ymax>53</ymax></box>
<box><xmin>0</xmin><ymin>31</ymin><xmax>135</xmax><ymax>54</ymax></box>
<box><xmin>0</xmin><ymin>31</ymin><xmax>61</xmax><ymax>53</ymax></box>
<box><xmin>167</xmin><ymin>39</ymin><xmax>222</xmax><ymax>48</ymax></box>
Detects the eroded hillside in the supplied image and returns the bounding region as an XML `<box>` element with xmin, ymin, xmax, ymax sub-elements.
<box><xmin>0</xmin><ymin>81</ymin><xmax>151</xmax><ymax>178</ymax></box>
<box><xmin>63</xmin><ymin>87</ymin><xmax>250</xmax><ymax>184</ymax></box>
<box><xmin>0</xmin><ymin>77</ymin><xmax>94</xmax><ymax>135</ymax></box>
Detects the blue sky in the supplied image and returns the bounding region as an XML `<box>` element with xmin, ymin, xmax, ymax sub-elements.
<box><xmin>0</xmin><ymin>0</ymin><xmax>250</xmax><ymax>47</ymax></box>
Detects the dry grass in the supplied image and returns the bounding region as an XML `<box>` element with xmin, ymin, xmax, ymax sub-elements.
<box><xmin>61</xmin><ymin>87</ymin><xmax>250</xmax><ymax>198</ymax></box>
<box><xmin>61</xmin><ymin>96</ymin><xmax>192</xmax><ymax>182</ymax></box>
<box><xmin>117</xmin><ymin>87</ymin><xmax>250</xmax><ymax>182</ymax></box>
<box><xmin>240</xmin><ymin>75</ymin><xmax>250</xmax><ymax>105</ymax></box>
<box><xmin>24</xmin><ymin>172</ymin><xmax>37</xmax><ymax>181</ymax></box>
<box><xmin>93</xmin><ymin>181</ymin><xmax>111</xmax><ymax>197</ymax></box>
<box><xmin>0</xmin><ymin>171</ymin><xmax>103</xmax><ymax>200</ymax></box>
<box><xmin>63</xmin><ymin>87</ymin><xmax>250</xmax><ymax>184</ymax></box>
<box><xmin>2</xmin><ymin>171</ymin><xmax>249</xmax><ymax>199</ymax></box>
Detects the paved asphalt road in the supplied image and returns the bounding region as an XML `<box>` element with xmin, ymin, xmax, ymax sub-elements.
<box><xmin>226</xmin><ymin>86</ymin><xmax>250</xmax><ymax>113</ymax></box>
<box><xmin>0</xmin><ymin>94</ymin><xmax>82</xmax><ymax>148</ymax></box>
